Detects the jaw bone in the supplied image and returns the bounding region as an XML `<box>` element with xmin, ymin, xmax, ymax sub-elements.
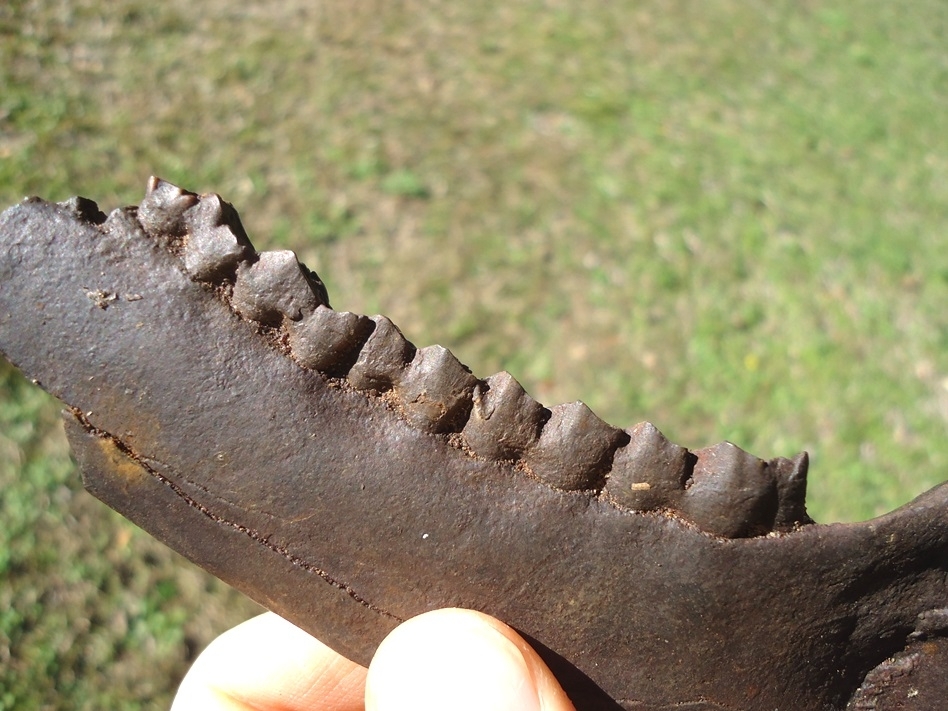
<box><xmin>0</xmin><ymin>180</ymin><xmax>945</xmax><ymax>710</ymax></box>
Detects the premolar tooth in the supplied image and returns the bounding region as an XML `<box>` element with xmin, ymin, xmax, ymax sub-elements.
<box><xmin>182</xmin><ymin>193</ymin><xmax>255</xmax><ymax>281</ymax></box>
<box><xmin>57</xmin><ymin>196</ymin><xmax>106</xmax><ymax>225</ymax></box>
<box><xmin>137</xmin><ymin>177</ymin><xmax>199</xmax><ymax>238</ymax></box>
<box><xmin>525</xmin><ymin>402</ymin><xmax>627</xmax><ymax>491</ymax></box>
<box><xmin>231</xmin><ymin>250</ymin><xmax>329</xmax><ymax>325</ymax></box>
<box><xmin>679</xmin><ymin>442</ymin><xmax>778</xmax><ymax>538</ymax></box>
<box><xmin>462</xmin><ymin>371</ymin><xmax>548</xmax><ymax>460</ymax></box>
<box><xmin>604</xmin><ymin>422</ymin><xmax>693</xmax><ymax>511</ymax></box>
<box><xmin>394</xmin><ymin>345</ymin><xmax>479</xmax><ymax>434</ymax></box>
<box><xmin>288</xmin><ymin>305</ymin><xmax>375</xmax><ymax>375</ymax></box>
<box><xmin>347</xmin><ymin>316</ymin><xmax>416</xmax><ymax>392</ymax></box>
<box><xmin>770</xmin><ymin>452</ymin><xmax>813</xmax><ymax>531</ymax></box>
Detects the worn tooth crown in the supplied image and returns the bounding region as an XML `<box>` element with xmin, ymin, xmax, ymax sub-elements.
<box><xmin>525</xmin><ymin>401</ymin><xmax>628</xmax><ymax>491</ymax></box>
<box><xmin>182</xmin><ymin>193</ymin><xmax>256</xmax><ymax>281</ymax></box>
<box><xmin>394</xmin><ymin>345</ymin><xmax>479</xmax><ymax>433</ymax></box>
<box><xmin>288</xmin><ymin>305</ymin><xmax>375</xmax><ymax>375</ymax></box>
<box><xmin>348</xmin><ymin>316</ymin><xmax>417</xmax><ymax>393</ymax></box>
<box><xmin>605</xmin><ymin>421</ymin><xmax>693</xmax><ymax>511</ymax></box>
<box><xmin>232</xmin><ymin>250</ymin><xmax>330</xmax><ymax>325</ymax></box>
<box><xmin>137</xmin><ymin>176</ymin><xmax>199</xmax><ymax>239</ymax></box>
<box><xmin>771</xmin><ymin>451</ymin><xmax>812</xmax><ymax>531</ymax></box>
<box><xmin>57</xmin><ymin>196</ymin><xmax>106</xmax><ymax>225</ymax></box>
<box><xmin>463</xmin><ymin>371</ymin><xmax>549</xmax><ymax>460</ymax></box>
<box><xmin>679</xmin><ymin>442</ymin><xmax>779</xmax><ymax>538</ymax></box>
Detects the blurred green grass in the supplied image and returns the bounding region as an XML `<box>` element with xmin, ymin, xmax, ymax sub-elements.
<box><xmin>1</xmin><ymin>0</ymin><xmax>946</xmax><ymax>708</ymax></box>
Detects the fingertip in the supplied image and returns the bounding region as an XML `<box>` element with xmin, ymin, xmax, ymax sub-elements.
<box><xmin>365</xmin><ymin>608</ymin><xmax>575</xmax><ymax>711</ymax></box>
<box><xmin>172</xmin><ymin>612</ymin><xmax>366</xmax><ymax>711</ymax></box>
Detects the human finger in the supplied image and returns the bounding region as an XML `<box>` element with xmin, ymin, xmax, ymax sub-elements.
<box><xmin>365</xmin><ymin>608</ymin><xmax>575</xmax><ymax>711</ymax></box>
<box><xmin>171</xmin><ymin>612</ymin><xmax>367</xmax><ymax>711</ymax></box>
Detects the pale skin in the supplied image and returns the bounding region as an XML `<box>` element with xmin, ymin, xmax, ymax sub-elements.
<box><xmin>171</xmin><ymin>608</ymin><xmax>576</xmax><ymax>711</ymax></box>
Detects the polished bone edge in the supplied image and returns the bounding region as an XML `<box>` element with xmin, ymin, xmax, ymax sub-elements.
<box><xmin>0</xmin><ymin>178</ymin><xmax>945</xmax><ymax>711</ymax></box>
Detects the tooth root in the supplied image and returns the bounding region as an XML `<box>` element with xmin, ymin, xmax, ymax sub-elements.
<box><xmin>288</xmin><ymin>306</ymin><xmax>375</xmax><ymax>375</ymax></box>
<box><xmin>525</xmin><ymin>401</ymin><xmax>626</xmax><ymax>491</ymax></box>
<box><xmin>462</xmin><ymin>371</ymin><xmax>548</xmax><ymax>460</ymax></box>
<box><xmin>182</xmin><ymin>193</ymin><xmax>256</xmax><ymax>281</ymax></box>
<box><xmin>231</xmin><ymin>250</ymin><xmax>329</xmax><ymax>325</ymax></box>
<box><xmin>604</xmin><ymin>422</ymin><xmax>693</xmax><ymax>511</ymax></box>
<box><xmin>679</xmin><ymin>442</ymin><xmax>778</xmax><ymax>538</ymax></box>
<box><xmin>57</xmin><ymin>196</ymin><xmax>106</xmax><ymax>225</ymax></box>
<box><xmin>347</xmin><ymin>316</ymin><xmax>416</xmax><ymax>393</ymax></box>
<box><xmin>137</xmin><ymin>177</ymin><xmax>199</xmax><ymax>239</ymax></box>
<box><xmin>771</xmin><ymin>451</ymin><xmax>813</xmax><ymax>531</ymax></box>
<box><xmin>394</xmin><ymin>345</ymin><xmax>479</xmax><ymax>434</ymax></box>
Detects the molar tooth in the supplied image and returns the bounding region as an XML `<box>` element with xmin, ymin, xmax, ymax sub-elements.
<box><xmin>604</xmin><ymin>422</ymin><xmax>693</xmax><ymax>511</ymax></box>
<box><xmin>182</xmin><ymin>193</ymin><xmax>256</xmax><ymax>281</ymax></box>
<box><xmin>770</xmin><ymin>452</ymin><xmax>813</xmax><ymax>531</ymax></box>
<box><xmin>679</xmin><ymin>442</ymin><xmax>778</xmax><ymax>538</ymax></box>
<box><xmin>231</xmin><ymin>250</ymin><xmax>329</xmax><ymax>325</ymax></box>
<box><xmin>347</xmin><ymin>316</ymin><xmax>416</xmax><ymax>392</ymax></box>
<box><xmin>137</xmin><ymin>177</ymin><xmax>199</xmax><ymax>238</ymax></box>
<box><xmin>394</xmin><ymin>346</ymin><xmax>479</xmax><ymax>434</ymax></box>
<box><xmin>288</xmin><ymin>305</ymin><xmax>375</xmax><ymax>375</ymax></box>
<box><xmin>57</xmin><ymin>196</ymin><xmax>106</xmax><ymax>225</ymax></box>
<box><xmin>525</xmin><ymin>402</ymin><xmax>627</xmax><ymax>491</ymax></box>
<box><xmin>462</xmin><ymin>372</ymin><xmax>548</xmax><ymax>460</ymax></box>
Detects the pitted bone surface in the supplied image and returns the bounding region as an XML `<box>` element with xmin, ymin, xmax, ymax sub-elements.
<box><xmin>232</xmin><ymin>250</ymin><xmax>329</xmax><ymax>325</ymax></box>
<box><xmin>3</xmin><ymin>181</ymin><xmax>948</xmax><ymax>711</ymax></box>
<box><xmin>463</xmin><ymin>371</ymin><xmax>549</xmax><ymax>460</ymax></box>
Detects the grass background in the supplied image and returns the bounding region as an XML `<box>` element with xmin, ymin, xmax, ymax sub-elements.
<box><xmin>1</xmin><ymin>0</ymin><xmax>946</xmax><ymax>708</ymax></box>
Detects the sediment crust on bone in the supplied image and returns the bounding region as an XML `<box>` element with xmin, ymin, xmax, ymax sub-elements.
<box><xmin>53</xmin><ymin>177</ymin><xmax>817</xmax><ymax>539</ymax></box>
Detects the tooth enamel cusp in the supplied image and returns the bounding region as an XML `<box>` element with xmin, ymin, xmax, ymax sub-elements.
<box><xmin>463</xmin><ymin>371</ymin><xmax>548</xmax><ymax>460</ymax></box>
<box><xmin>182</xmin><ymin>193</ymin><xmax>256</xmax><ymax>281</ymax></box>
<box><xmin>231</xmin><ymin>249</ymin><xmax>329</xmax><ymax>324</ymax></box>
<box><xmin>524</xmin><ymin>401</ymin><xmax>627</xmax><ymax>491</ymax></box>
<box><xmin>394</xmin><ymin>345</ymin><xmax>479</xmax><ymax>433</ymax></box>
<box><xmin>288</xmin><ymin>306</ymin><xmax>375</xmax><ymax>374</ymax></box>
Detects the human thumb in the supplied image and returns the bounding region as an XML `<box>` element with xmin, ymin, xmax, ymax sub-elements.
<box><xmin>365</xmin><ymin>608</ymin><xmax>575</xmax><ymax>711</ymax></box>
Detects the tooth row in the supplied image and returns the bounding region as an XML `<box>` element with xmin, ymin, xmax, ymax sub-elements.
<box><xmin>130</xmin><ymin>177</ymin><xmax>813</xmax><ymax>538</ymax></box>
<box><xmin>604</xmin><ymin>428</ymin><xmax>812</xmax><ymax>537</ymax></box>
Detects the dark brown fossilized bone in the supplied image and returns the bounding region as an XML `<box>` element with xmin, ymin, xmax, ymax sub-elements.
<box><xmin>1</xmin><ymin>179</ymin><xmax>946</xmax><ymax>710</ymax></box>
